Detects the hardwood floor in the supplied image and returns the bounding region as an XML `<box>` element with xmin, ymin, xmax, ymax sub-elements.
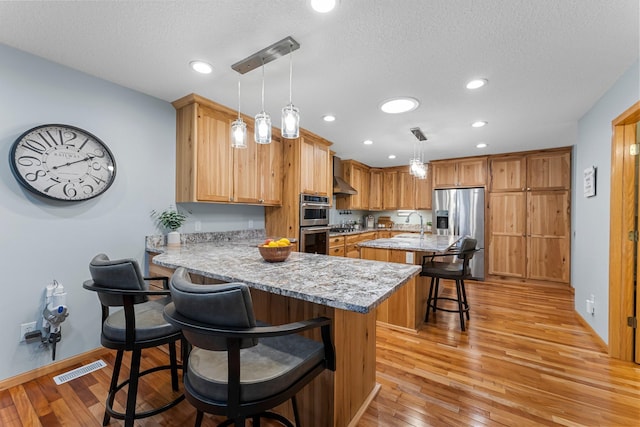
<box><xmin>1</xmin><ymin>280</ymin><xmax>639</xmax><ymax>426</ymax></box>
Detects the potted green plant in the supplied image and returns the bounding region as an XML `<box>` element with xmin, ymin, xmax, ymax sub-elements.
<box><xmin>152</xmin><ymin>206</ymin><xmax>187</xmax><ymax>247</ymax></box>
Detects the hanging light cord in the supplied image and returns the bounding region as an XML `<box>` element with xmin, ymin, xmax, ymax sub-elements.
<box><xmin>237</xmin><ymin>75</ymin><xmax>241</xmax><ymax>119</ymax></box>
<box><xmin>261</xmin><ymin>60</ymin><xmax>265</xmax><ymax>111</ymax></box>
<box><xmin>288</xmin><ymin>45</ymin><xmax>293</xmax><ymax>104</ymax></box>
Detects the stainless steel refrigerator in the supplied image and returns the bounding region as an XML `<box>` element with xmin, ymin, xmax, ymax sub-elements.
<box><xmin>432</xmin><ymin>187</ymin><xmax>485</xmax><ymax>280</ymax></box>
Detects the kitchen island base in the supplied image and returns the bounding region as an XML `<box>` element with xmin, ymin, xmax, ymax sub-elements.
<box><xmin>150</xmin><ymin>263</ymin><xmax>378</xmax><ymax>426</ymax></box>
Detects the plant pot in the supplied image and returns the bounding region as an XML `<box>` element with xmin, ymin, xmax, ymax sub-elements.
<box><xmin>167</xmin><ymin>231</ymin><xmax>181</xmax><ymax>247</ymax></box>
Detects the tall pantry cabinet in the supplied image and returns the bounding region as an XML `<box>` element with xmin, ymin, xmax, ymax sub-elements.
<box><xmin>488</xmin><ymin>148</ymin><xmax>571</xmax><ymax>283</ymax></box>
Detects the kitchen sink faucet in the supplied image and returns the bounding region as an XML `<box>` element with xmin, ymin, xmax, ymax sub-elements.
<box><xmin>406</xmin><ymin>211</ymin><xmax>424</xmax><ymax>237</ymax></box>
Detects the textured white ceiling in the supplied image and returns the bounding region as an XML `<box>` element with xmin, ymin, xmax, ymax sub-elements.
<box><xmin>0</xmin><ymin>0</ymin><xmax>638</xmax><ymax>167</ymax></box>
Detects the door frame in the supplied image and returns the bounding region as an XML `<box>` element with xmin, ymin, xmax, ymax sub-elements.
<box><xmin>609</xmin><ymin>101</ymin><xmax>640</xmax><ymax>360</ymax></box>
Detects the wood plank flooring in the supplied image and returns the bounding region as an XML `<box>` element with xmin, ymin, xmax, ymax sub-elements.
<box><xmin>1</xmin><ymin>280</ymin><xmax>639</xmax><ymax>426</ymax></box>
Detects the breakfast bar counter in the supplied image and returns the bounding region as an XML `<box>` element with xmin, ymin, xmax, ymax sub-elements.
<box><xmin>148</xmin><ymin>234</ymin><xmax>420</xmax><ymax>427</ymax></box>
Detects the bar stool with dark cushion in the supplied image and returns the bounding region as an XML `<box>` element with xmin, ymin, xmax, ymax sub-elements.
<box><xmin>164</xmin><ymin>267</ymin><xmax>336</xmax><ymax>427</ymax></box>
<box><xmin>421</xmin><ymin>238</ymin><xmax>478</xmax><ymax>331</ymax></box>
<box><xmin>83</xmin><ymin>253</ymin><xmax>184</xmax><ymax>427</ymax></box>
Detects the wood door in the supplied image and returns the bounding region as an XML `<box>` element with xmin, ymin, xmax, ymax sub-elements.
<box><xmin>490</xmin><ymin>156</ymin><xmax>526</xmax><ymax>192</ymax></box>
<box><xmin>369</xmin><ymin>169</ymin><xmax>383</xmax><ymax>210</ymax></box>
<box><xmin>196</xmin><ymin>105</ymin><xmax>233</xmax><ymax>202</ymax></box>
<box><xmin>457</xmin><ymin>157</ymin><xmax>487</xmax><ymax>186</ymax></box>
<box><xmin>233</xmin><ymin>128</ymin><xmax>259</xmax><ymax>204</ymax></box>
<box><xmin>258</xmin><ymin>135</ymin><xmax>283</xmax><ymax>205</ymax></box>
<box><xmin>397</xmin><ymin>170</ymin><xmax>415</xmax><ymax>209</ymax></box>
<box><xmin>527</xmin><ymin>151</ymin><xmax>571</xmax><ymax>190</ymax></box>
<box><xmin>488</xmin><ymin>192</ymin><xmax>527</xmax><ymax>278</ymax></box>
<box><xmin>382</xmin><ymin>171</ymin><xmax>398</xmax><ymax>209</ymax></box>
<box><xmin>314</xmin><ymin>141</ymin><xmax>331</xmax><ymax>196</ymax></box>
<box><xmin>357</xmin><ymin>164</ymin><xmax>370</xmax><ymax>209</ymax></box>
<box><xmin>432</xmin><ymin>161</ymin><xmax>457</xmax><ymax>188</ymax></box>
<box><xmin>527</xmin><ymin>190</ymin><xmax>571</xmax><ymax>282</ymax></box>
<box><xmin>414</xmin><ymin>164</ymin><xmax>432</xmax><ymax>210</ymax></box>
<box><xmin>609</xmin><ymin>103</ymin><xmax>640</xmax><ymax>362</ymax></box>
<box><xmin>299</xmin><ymin>137</ymin><xmax>315</xmax><ymax>195</ymax></box>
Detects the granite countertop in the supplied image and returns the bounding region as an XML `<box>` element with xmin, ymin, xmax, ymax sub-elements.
<box><xmin>150</xmin><ymin>237</ymin><xmax>421</xmax><ymax>314</ymax></box>
<box><xmin>358</xmin><ymin>233</ymin><xmax>461</xmax><ymax>252</ymax></box>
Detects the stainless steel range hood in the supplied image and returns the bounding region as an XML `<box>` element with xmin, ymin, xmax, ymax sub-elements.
<box><xmin>333</xmin><ymin>156</ymin><xmax>358</xmax><ymax>195</ymax></box>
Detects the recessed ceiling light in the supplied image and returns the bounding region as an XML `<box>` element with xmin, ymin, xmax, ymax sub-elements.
<box><xmin>388</xmin><ymin>154</ymin><xmax>396</xmax><ymax>159</ymax></box>
<box><xmin>476</xmin><ymin>143</ymin><xmax>488</xmax><ymax>148</ymax></box>
<box><xmin>323</xmin><ymin>114</ymin><xmax>336</xmax><ymax>122</ymax></box>
<box><xmin>311</xmin><ymin>0</ymin><xmax>337</xmax><ymax>13</ymax></box>
<box><xmin>189</xmin><ymin>60</ymin><xmax>213</xmax><ymax>74</ymax></box>
<box><xmin>363</xmin><ymin>139</ymin><xmax>373</xmax><ymax>145</ymax></box>
<box><xmin>380</xmin><ymin>97</ymin><xmax>420</xmax><ymax>114</ymax></box>
<box><xmin>471</xmin><ymin>121</ymin><xmax>487</xmax><ymax>128</ymax></box>
<box><xmin>466</xmin><ymin>79</ymin><xmax>488</xmax><ymax>89</ymax></box>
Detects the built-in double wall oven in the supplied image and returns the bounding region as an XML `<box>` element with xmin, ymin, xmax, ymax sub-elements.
<box><xmin>299</xmin><ymin>194</ymin><xmax>330</xmax><ymax>255</ymax></box>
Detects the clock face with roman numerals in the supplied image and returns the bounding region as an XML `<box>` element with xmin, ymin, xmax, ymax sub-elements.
<box><xmin>9</xmin><ymin>124</ymin><xmax>116</xmax><ymax>201</ymax></box>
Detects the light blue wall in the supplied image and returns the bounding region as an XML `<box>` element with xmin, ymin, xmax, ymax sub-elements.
<box><xmin>573</xmin><ymin>60</ymin><xmax>639</xmax><ymax>342</ymax></box>
<box><xmin>0</xmin><ymin>44</ymin><xmax>264</xmax><ymax>381</ymax></box>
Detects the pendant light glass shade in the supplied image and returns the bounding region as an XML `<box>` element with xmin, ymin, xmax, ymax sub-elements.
<box><xmin>255</xmin><ymin>111</ymin><xmax>272</xmax><ymax>144</ymax></box>
<box><xmin>282</xmin><ymin>103</ymin><xmax>300</xmax><ymax>138</ymax></box>
<box><xmin>255</xmin><ymin>63</ymin><xmax>272</xmax><ymax>144</ymax></box>
<box><xmin>231</xmin><ymin>118</ymin><xmax>247</xmax><ymax>148</ymax></box>
<box><xmin>409</xmin><ymin>139</ymin><xmax>427</xmax><ymax>179</ymax></box>
<box><xmin>281</xmin><ymin>47</ymin><xmax>300</xmax><ymax>139</ymax></box>
<box><xmin>231</xmin><ymin>76</ymin><xmax>247</xmax><ymax>148</ymax></box>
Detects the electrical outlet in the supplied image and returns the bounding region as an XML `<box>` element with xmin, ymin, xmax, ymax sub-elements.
<box><xmin>20</xmin><ymin>321</ymin><xmax>37</xmax><ymax>342</ymax></box>
<box><xmin>248</xmin><ymin>220</ymin><xmax>254</xmax><ymax>229</ymax></box>
<box><xmin>195</xmin><ymin>220</ymin><xmax>202</xmax><ymax>231</ymax></box>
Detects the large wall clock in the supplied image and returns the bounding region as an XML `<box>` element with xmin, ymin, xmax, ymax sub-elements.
<box><xmin>9</xmin><ymin>124</ymin><xmax>116</xmax><ymax>201</ymax></box>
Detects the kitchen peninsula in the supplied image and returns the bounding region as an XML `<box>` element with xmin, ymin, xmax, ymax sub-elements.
<box><xmin>148</xmin><ymin>231</ymin><xmax>421</xmax><ymax>427</ymax></box>
<box><xmin>359</xmin><ymin>233</ymin><xmax>462</xmax><ymax>331</ymax></box>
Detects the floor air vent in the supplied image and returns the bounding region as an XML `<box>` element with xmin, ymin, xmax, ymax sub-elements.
<box><xmin>53</xmin><ymin>359</ymin><xmax>107</xmax><ymax>385</ymax></box>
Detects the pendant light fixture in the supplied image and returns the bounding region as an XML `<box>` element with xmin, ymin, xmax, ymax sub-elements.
<box><xmin>230</xmin><ymin>75</ymin><xmax>247</xmax><ymax>148</ymax></box>
<box><xmin>230</xmin><ymin>36</ymin><xmax>300</xmax><ymax>144</ymax></box>
<box><xmin>409</xmin><ymin>127</ymin><xmax>427</xmax><ymax>179</ymax></box>
<box><xmin>254</xmin><ymin>61</ymin><xmax>272</xmax><ymax>144</ymax></box>
<box><xmin>281</xmin><ymin>45</ymin><xmax>300</xmax><ymax>139</ymax></box>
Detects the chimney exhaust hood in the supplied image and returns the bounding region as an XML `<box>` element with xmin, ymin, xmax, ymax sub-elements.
<box><xmin>333</xmin><ymin>156</ymin><xmax>358</xmax><ymax>195</ymax></box>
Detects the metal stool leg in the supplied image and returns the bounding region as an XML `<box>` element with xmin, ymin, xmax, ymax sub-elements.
<box><xmin>169</xmin><ymin>341</ymin><xmax>179</xmax><ymax>391</ymax></box>
<box><xmin>454</xmin><ymin>280</ymin><xmax>466</xmax><ymax>331</ymax></box>
<box><xmin>460</xmin><ymin>280</ymin><xmax>470</xmax><ymax>320</ymax></box>
<box><xmin>124</xmin><ymin>349</ymin><xmax>142</xmax><ymax>427</ymax></box>
<box><xmin>104</xmin><ymin>350</ymin><xmax>124</xmax><ymax>426</ymax></box>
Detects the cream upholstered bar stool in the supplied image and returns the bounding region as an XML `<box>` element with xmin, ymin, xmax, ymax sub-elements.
<box><xmin>420</xmin><ymin>238</ymin><xmax>479</xmax><ymax>331</ymax></box>
<box><xmin>164</xmin><ymin>267</ymin><xmax>336</xmax><ymax>427</ymax></box>
<box><xmin>83</xmin><ymin>253</ymin><xmax>185</xmax><ymax>427</ymax></box>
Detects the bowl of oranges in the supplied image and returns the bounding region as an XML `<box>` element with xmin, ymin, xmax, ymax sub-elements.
<box><xmin>258</xmin><ymin>237</ymin><xmax>293</xmax><ymax>262</ymax></box>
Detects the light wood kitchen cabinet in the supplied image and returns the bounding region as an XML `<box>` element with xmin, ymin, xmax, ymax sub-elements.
<box><xmin>487</xmin><ymin>148</ymin><xmax>571</xmax><ymax>283</ymax></box>
<box><xmin>414</xmin><ymin>164</ymin><xmax>432</xmax><ymax>209</ymax></box>
<box><xmin>328</xmin><ymin>235</ymin><xmax>345</xmax><ymax>257</ymax></box>
<box><xmin>382</xmin><ymin>170</ymin><xmax>398</xmax><ymax>210</ymax></box>
<box><xmin>336</xmin><ymin>160</ymin><xmax>370</xmax><ymax>210</ymax></box>
<box><xmin>397</xmin><ymin>170</ymin><xmax>415</xmax><ymax>210</ymax></box>
<box><xmin>234</xmin><ymin>130</ymin><xmax>283</xmax><ymax>205</ymax></box>
<box><xmin>299</xmin><ymin>131</ymin><xmax>331</xmax><ymax>196</ymax></box>
<box><xmin>432</xmin><ymin>157</ymin><xmax>487</xmax><ymax>188</ymax></box>
<box><xmin>369</xmin><ymin>169</ymin><xmax>384</xmax><ymax>210</ymax></box>
<box><xmin>265</xmin><ymin>128</ymin><xmax>333</xmax><ymax>240</ymax></box>
<box><xmin>172</xmin><ymin>93</ymin><xmax>282</xmax><ymax>205</ymax></box>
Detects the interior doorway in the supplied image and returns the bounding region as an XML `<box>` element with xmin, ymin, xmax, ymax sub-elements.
<box><xmin>609</xmin><ymin>101</ymin><xmax>640</xmax><ymax>363</ymax></box>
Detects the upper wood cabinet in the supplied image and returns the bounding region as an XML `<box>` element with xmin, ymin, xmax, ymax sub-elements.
<box><xmin>414</xmin><ymin>164</ymin><xmax>432</xmax><ymax>210</ymax></box>
<box><xmin>397</xmin><ymin>170</ymin><xmax>415</xmax><ymax>210</ymax></box>
<box><xmin>432</xmin><ymin>157</ymin><xmax>487</xmax><ymax>188</ymax></box>
<box><xmin>369</xmin><ymin>169</ymin><xmax>384</xmax><ymax>211</ymax></box>
<box><xmin>336</xmin><ymin>160</ymin><xmax>370</xmax><ymax>210</ymax></box>
<box><xmin>526</xmin><ymin>151</ymin><xmax>571</xmax><ymax>190</ymax></box>
<box><xmin>299</xmin><ymin>132</ymin><xmax>331</xmax><ymax>196</ymax></box>
<box><xmin>490</xmin><ymin>150</ymin><xmax>571</xmax><ymax>192</ymax></box>
<box><xmin>382</xmin><ymin>170</ymin><xmax>398</xmax><ymax>210</ymax></box>
<box><xmin>173</xmin><ymin>93</ymin><xmax>283</xmax><ymax>205</ymax></box>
